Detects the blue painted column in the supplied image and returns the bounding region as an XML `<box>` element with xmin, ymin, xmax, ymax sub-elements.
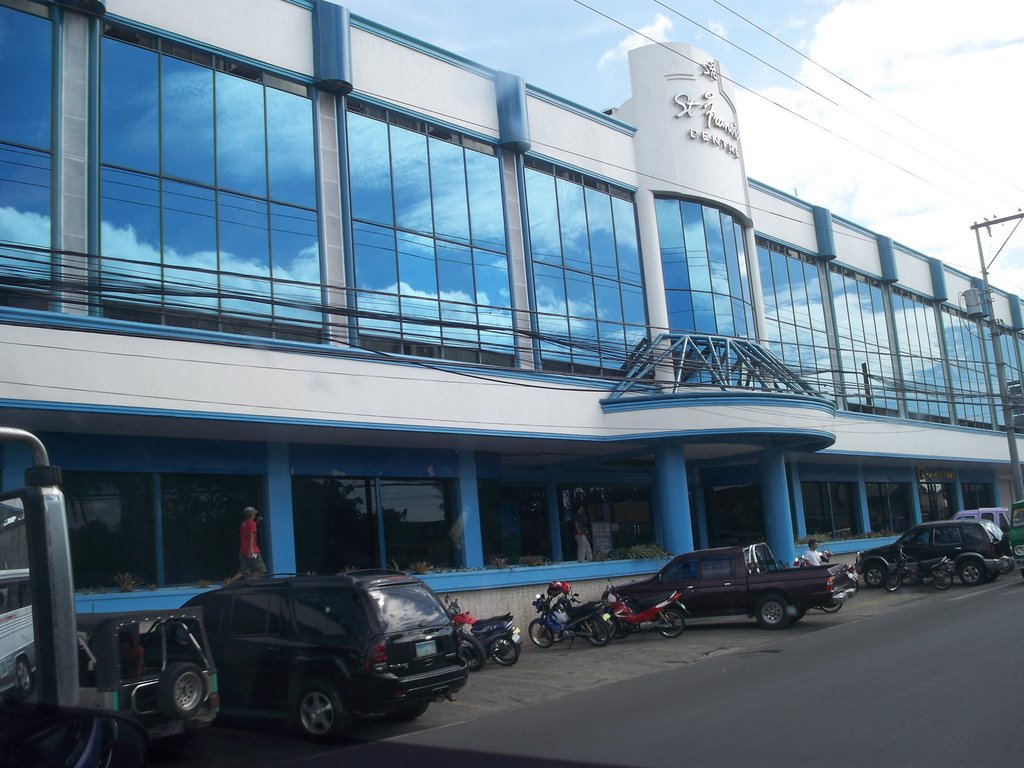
<box><xmin>693</xmin><ymin>476</ymin><xmax>709</xmax><ymax>549</ymax></box>
<box><xmin>761</xmin><ymin>449</ymin><xmax>796</xmax><ymax>566</ymax></box>
<box><xmin>910</xmin><ymin>471</ymin><xmax>923</xmax><ymax>525</ymax></box>
<box><xmin>856</xmin><ymin>466</ymin><xmax>871</xmax><ymax>534</ymax></box>
<box><xmin>789</xmin><ymin>462</ymin><xmax>807</xmax><ymax>539</ymax></box>
<box><xmin>265</xmin><ymin>443</ymin><xmax>296</xmax><ymax>574</ymax></box>
<box><xmin>546</xmin><ymin>479</ymin><xmax>563</xmax><ymax>562</ymax></box>
<box><xmin>655</xmin><ymin>443</ymin><xmax>694</xmax><ymax>556</ymax></box>
<box><xmin>457</xmin><ymin>450</ymin><xmax>483</xmax><ymax>569</ymax></box>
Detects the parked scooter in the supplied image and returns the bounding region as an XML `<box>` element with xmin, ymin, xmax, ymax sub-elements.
<box><xmin>442</xmin><ymin>597</ymin><xmax>487</xmax><ymax>672</ymax></box>
<box><xmin>884</xmin><ymin>548</ymin><xmax>954</xmax><ymax>591</ymax></box>
<box><xmin>528</xmin><ymin>581</ymin><xmax>612</xmax><ymax>648</ymax></box>
<box><xmin>793</xmin><ymin>550</ymin><xmax>858</xmax><ymax>613</ymax></box>
<box><xmin>602</xmin><ymin>583</ymin><xmax>686</xmax><ymax>638</ymax></box>
<box><xmin>444</xmin><ymin>596</ymin><xmax>521</xmax><ymax>667</ymax></box>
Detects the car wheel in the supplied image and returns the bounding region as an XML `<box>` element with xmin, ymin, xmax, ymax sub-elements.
<box><xmin>293</xmin><ymin>682</ymin><xmax>350</xmax><ymax>741</ymax></box>
<box><xmin>528</xmin><ymin>619</ymin><xmax>554</xmax><ymax>648</ymax></box>
<box><xmin>387</xmin><ymin>701</ymin><xmax>430</xmax><ymax>722</ymax></box>
<box><xmin>158</xmin><ymin>662</ymin><xmax>206</xmax><ymax>720</ymax></box>
<box><xmin>11</xmin><ymin>655</ymin><xmax>33</xmax><ymax>699</ymax></box>
<box><xmin>957</xmin><ymin>559</ymin><xmax>985</xmax><ymax>586</ymax></box>
<box><xmin>862</xmin><ymin>561</ymin><xmax>887</xmax><ymax>588</ymax></box>
<box><xmin>754</xmin><ymin>594</ymin><xmax>791</xmax><ymax>629</ymax></box>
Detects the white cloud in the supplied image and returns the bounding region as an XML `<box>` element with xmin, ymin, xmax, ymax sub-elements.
<box><xmin>737</xmin><ymin>0</ymin><xmax>1024</xmax><ymax>295</ymax></box>
<box><xmin>598</xmin><ymin>13</ymin><xmax>674</xmax><ymax>70</ymax></box>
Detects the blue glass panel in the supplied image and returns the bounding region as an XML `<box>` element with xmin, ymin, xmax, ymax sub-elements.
<box><xmin>429</xmin><ymin>138</ymin><xmax>470</xmax><ymax>244</ymax></box>
<box><xmin>100</xmin><ymin>168</ymin><xmax>160</xmax><ymax>297</ymax></box>
<box><xmin>397</xmin><ymin>231</ymin><xmax>437</xmax><ymax>298</ymax></box>
<box><xmin>271</xmin><ymin>203</ymin><xmax>320</xmax><ymax>321</ymax></box>
<box><xmin>612</xmin><ymin>197</ymin><xmax>641</xmax><ymax>285</ymax></box>
<box><xmin>479</xmin><ymin>307</ymin><xmax>513</xmax><ymax>353</ymax></box>
<box><xmin>586</xmin><ymin>188</ymin><xmax>615</xmax><ymax>278</ymax></box>
<box><xmin>620</xmin><ymin>283</ymin><xmax>646</xmax><ymax>328</ymax></box>
<box><xmin>525</xmin><ymin>169</ymin><xmax>560</xmax><ymax>265</ymax></box>
<box><xmin>437</xmin><ymin>242</ymin><xmax>474</xmax><ymax>304</ymax></box>
<box><xmin>0</xmin><ymin>7</ymin><xmax>50</xmax><ymax>149</ymax></box>
<box><xmin>556</xmin><ymin>178</ymin><xmax>589</xmax><ymax>273</ymax></box>
<box><xmin>161</xmin><ymin>55</ymin><xmax>214</xmax><ymax>185</ymax></box>
<box><xmin>163</xmin><ymin>181</ymin><xmax>217</xmax><ymax>309</ymax></box>
<box><xmin>713</xmin><ymin>294</ymin><xmax>732</xmax><ymax>335</ymax></box>
<box><xmin>594</xmin><ymin>277</ymin><xmax>622</xmax><ymax>323</ymax></box>
<box><xmin>215</xmin><ymin>72</ymin><xmax>267</xmax><ymax>197</ymax></box>
<box><xmin>347</xmin><ymin>113</ymin><xmax>393</xmax><ymax>226</ymax></box>
<box><xmin>533</xmin><ymin>263</ymin><xmax>568</xmax><ymax>356</ymax></box>
<box><xmin>703</xmin><ymin>206</ymin><xmax>728</xmax><ymax>294</ymax></box>
<box><xmin>0</xmin><ymin>145</ymin><xmax>49</xmax><ymax>278</ymax></box>
<box><xmin>390</xmin><ymin>126</ymin><xmax>432</xmax><ymax>233</ymax></box>
<box><xmin>565</xmin><ymin>269</ymin><xmax>595</xmax><ymax>320</ymax></box>
<box><xmin>570</xmin><ymin>317</ymin><xmax>600</xmax><ymax>367</ymax></box>
<box><xmin>474</xmin><ymin>251</ymin><xmax>511</xmax><ymax>308</ymax></box>
<box><xmin>681</xmin><ymin>202</ymin><xmax>706</xmax><ymax>256</ymax></box>
<box><xmin>401</xmin><ymin>295</ymin><xmax>441</xmax><ymax>343</ymax></box>
<box><xmin>353</xmin><ymin>222</ymin><xmax>399</xmax><ymax>335</ymax></box>
<box><xmin>734</xmin><ymin>222</ymin><xmax>751</xmax><ymax>308</ymax></box>
<box><xmin>441</xmin><ymin>299</ymin><xmax>478</xmax><ymax>345</ymax></box>
<box><xmin>465</xmin><ymin>150</ymin><xmax>505</xmax><ymax>253</ymax></box>
<box><xmin>267</xmin><ymin>87</ymin><xmax>315</xmax><ymax>209</ymax></box>
<box><xmin>722</xmin><ymin>214</ymin><xmax>741</xmax><ymax>297</ymax></box>
<box><xmin>102</xmin><ymin>39</ymin><xmax>158</xmax><ymax>172</ymax></box>
<box><xmin>598</xmin><ymin>321</ymin><xmax>626</xmax><ymax>368</ymax></box>
<box><xmin>219</xmin><ymin>192</ymin><xmax>271</xmax><ymax>317</ymax></box>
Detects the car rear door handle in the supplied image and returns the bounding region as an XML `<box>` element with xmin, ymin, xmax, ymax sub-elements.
<box><xmin>723</xmin><ymin>582</ymin><xmax>732</xmax><ymax>586</ymax></box>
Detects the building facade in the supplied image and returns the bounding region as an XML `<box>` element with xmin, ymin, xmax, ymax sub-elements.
<box><xmin>2</xmin><ymin>0</ymin><xmax>1021</xmax><ymax>609</ymax></box>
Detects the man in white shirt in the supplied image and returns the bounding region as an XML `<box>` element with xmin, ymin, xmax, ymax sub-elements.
<box><xmin>802</xmin><ymin>538</ymin><xmax>823</xmax><ymax>566</ymax></box>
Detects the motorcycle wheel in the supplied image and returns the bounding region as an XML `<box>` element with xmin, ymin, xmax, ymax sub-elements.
<box><xmin>489</xmin><ymin>637</ymin><xmax>521</xmax><ymax>666</ymax></box>
<box><xmin>818</xmin><ymin>599</ymin><xmax>843</xmax><ymax>613</ymax></box>
<box><xmin>658</xmin><ymin>608</ymin><xmax>686</xmax><ymax>638</ymax></box>
<box><xmin>610</xmin><ymin>616</ymin><xmax>630</xmax><ymax>639</ymax></box>
<box><xmin>457</xmin><ymin>633</ymin><xmax>486</xmax><ymax>672</ymax></box>
<box><xmin>883</xmin><ymin>572</ymin><xmax>902</xmax><ymax>592</ymax></box>
<box><xmin>528</xmin><ymin>619</ymin><xmax>554</xmax><ymax>648</ymax></box>
<box><xmin>583</xmin><ymin>617</ymin><xmax>611</xmax><ymax>647</ymax></box>
<box><xmin>933</xmin><ymin>569</ymin><xmax>953</xmax><ymax>590</ymax></box>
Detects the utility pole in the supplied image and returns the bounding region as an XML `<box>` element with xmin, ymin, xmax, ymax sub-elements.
<box><xmin>971</xmin><ymin>212</ymin><xmax>1024</xmax><ymax>501</ymax></box>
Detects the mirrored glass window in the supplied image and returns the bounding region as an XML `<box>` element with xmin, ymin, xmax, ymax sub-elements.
<box><xmin>347</xmin><ymin>105</ymin><xmax>512</xmax><ymax>364</ymax></box>
<box><xmin>524</xmin><ymin>162</ymin><xmax>646</xmax><ymax>374</ymax></box>
<box><xmin>891</xmin><ymin>289</ymin><xmax>950</xmax><ymax>423</ymax></box>
<box><xmin>942</xmin><ymin>306</ymin><xmax>995</xmax><ymax>428</ymax></box>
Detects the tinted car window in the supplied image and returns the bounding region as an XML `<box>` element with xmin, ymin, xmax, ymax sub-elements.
<box><xmin>933</xmin><ymin>526</ymin><xmax>962</xmax><ymax>545</ymax></box>
<box><xmin>293</xmin><ymin>590</ymin><xmax>369</xmax><ymax>636</ymax></box>
<box><xmin>700</xmin><ymin>556</ymin><xmax>735</xmax><ymax>580</ymax></box>
<box><xmin>369</xmin><ymin>584</ymin><xmax>449</xmax><ymax>632</ymax></box>
<box><xmin>898</xmin><ymin>528</ymin><xmax>929</xmax><ymax>548</ymax></box>
<box><xmin>196</xmin><ymin>593</ymin><xmax>226</xmax><ymax>633</ymax></box>
<box><xmin>961</xmin><ymin>524</ymin><xmax>989</xmax><ymax>548</ymax></box>
<box><xmin>226</xmin><ymin>593</ymin><xmax>284</xmax><ymax>635</ymax></box>
<box><xmin>662</xmin><ymin>558</ymin><xmax>698</xmax><ymax>581</ymax></box>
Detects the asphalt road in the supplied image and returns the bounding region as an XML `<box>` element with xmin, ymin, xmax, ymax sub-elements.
<box><xmin>151</xmin><ymin>575</ymin><xmax>1024</xmax><ymax>767</ymax></box>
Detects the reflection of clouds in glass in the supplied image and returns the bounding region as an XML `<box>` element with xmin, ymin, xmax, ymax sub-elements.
<box><xmin>273</xmin><ymin>243</ymin><xmax>320</xmax><ymax>284</ymax></box>
<box><xmin>215</xmin><ymin>73</ymin><xmax>267</xmax><ymax>195</ymax></box>
<box><xmin>0</xmin><ymin>207</ymin><xmax>50</xmax><ymax>248</ymax></box>
<box><xmin>101</xmin><ymin>219</ymin><xmax>160</xmax><ymax>262</ymax></box>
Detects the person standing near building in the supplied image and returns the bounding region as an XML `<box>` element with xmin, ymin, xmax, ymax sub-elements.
<box><xmin>574</xmin><ymin>505</ymin><xmax>593</xmax><ymax>562</ymax></box>
<box><xmin>228</xmin><ymin>506</ymin><xmax>267</xmax><ymax>582</ymax></box>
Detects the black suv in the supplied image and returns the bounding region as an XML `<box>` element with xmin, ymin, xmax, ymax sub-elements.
<box><xmin>856</xmin><ymin>520</ymin><xmax>1013</xmax><ymax>588</ymax></box>
<box><xmin>183</xmin><ymin>570</ymin><xmax>467</xmax><ymax>740</ymax></box>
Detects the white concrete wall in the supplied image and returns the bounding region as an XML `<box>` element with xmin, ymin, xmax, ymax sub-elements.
<box><xmin>833</xmin><ymin>223</ymin><xmax>880</xmax><ymax>277</ymax></box>
<box><xmin>748</xmin><ymin>186</ymin><xmax>817</xmax><ymax>253</ymax></box>
<box><xmin>105</xmin><ymin>0</ymin><xmax>312</xmax><ymax>75</ymax></box>
<box><xmin>895</xmin><ymin>250</ymin><xmax>934</xmax><ymax>297</ymax></box>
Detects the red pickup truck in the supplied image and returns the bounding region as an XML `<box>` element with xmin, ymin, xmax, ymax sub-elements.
<box><xmin>613</xmin><ymin>543</ymin><xmax>856</xmax><ymax>629</ymax></box>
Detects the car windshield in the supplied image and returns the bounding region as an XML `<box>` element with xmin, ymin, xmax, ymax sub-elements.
<box><xmin>978</xmin><ymin>519</ymin><xmax>1002</xmax><ymax>541</ymax></box>
<box><xmin>370</xmin><ymin>584</ymin><xmax>449</xmax><ymax>632</ymax></box>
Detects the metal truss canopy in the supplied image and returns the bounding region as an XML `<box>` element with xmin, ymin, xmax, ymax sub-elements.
<box><xmin>608</xmin><ymin>334</ymin><xmax>826</xmax><ymax>400</ymax></box>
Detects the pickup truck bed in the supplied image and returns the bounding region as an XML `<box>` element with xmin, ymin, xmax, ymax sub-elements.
<box><xmin>614</xmin><ymin>543</ymin><xmax>855</xmax><ymax>629</ymax></box>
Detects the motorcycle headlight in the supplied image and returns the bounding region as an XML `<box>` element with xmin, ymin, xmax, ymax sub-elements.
<box><xmin>1014</xmin><ymin>545</ymin><xmax>1024</xmax><ymax>557</ymax></box>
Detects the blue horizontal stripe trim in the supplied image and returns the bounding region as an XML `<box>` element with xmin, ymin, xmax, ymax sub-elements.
<box><xmin>602</xmin><ymin>392</ymin><xmax>837</xmax><ymax>415</ymax></box>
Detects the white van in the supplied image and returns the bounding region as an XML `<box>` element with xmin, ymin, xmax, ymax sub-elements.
<box><xmin>953</xmin><ymin>507</ymin><xmax>1011</xmax><ymax>532</ymax></box>
<box><xmin>0</xmin><ymin>567</ymin><xmax>33</xmax><ymax>699</ymax></box>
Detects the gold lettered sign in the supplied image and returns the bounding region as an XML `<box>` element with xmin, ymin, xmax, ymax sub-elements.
<box><xmin>917</xmin><ymin>467</ymin><xmax>956</xmax><ymax>483</ymax></box>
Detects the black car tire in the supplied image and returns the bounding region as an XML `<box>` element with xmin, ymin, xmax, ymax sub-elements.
<box><xmin>292</xmin><ymin>682</ymin><xmax>350</xmax><ymax>741</ymax></box>
<box><xmin>457</xmin><ymin>633</ymin><xmax>486</xmax><ymax>672</ymax></box>
<box><xmin>754</xmin><ymin>594</ymin><xmax>791</xmax><ymax>629</ymax></box>
<box><xmin>862</xmin><ymin>561</ymin><xmax>887</xmax><ymax>588</ymax></box>
<box><xmin>11</xmin><ymin>655</ymin><xmax>33</xmax><ymax>699</ymax></box>
<box><xmin>387</xmin><ymin>701</ymin><xmax>430</xmax><ymax>722</ymax></box>
<box><xmin>528</xmin><ymin>619</ymin><xmax>554</xmax><ymax>648</ymax></box>
<box><xmin>158</xmin><ymin>662</ymin><xmax>206</xmax><ymax>720</ymax></box>
<box><xmin>658</xmin><ymin>608</ymin><xmax>686</xmax><ymax>638</ymax></box>
<box><xmin>489</xmin><ymin>637</ymin><xmax>520</xmax><ymax>666</ymax></box>
<box><xmin>957</xmin><ymin>559</ymin><xmax>985</xmax><ymax>586</ymax></box>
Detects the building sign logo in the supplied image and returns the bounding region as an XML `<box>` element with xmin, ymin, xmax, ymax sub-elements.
<box><xmin>673</xmin><ymin>60</ymin><xmax>739</xmax><ymax>159</ymax></box>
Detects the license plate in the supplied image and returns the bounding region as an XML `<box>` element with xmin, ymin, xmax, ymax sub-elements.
<box><xmin>415</xmin><ymin>640</ymin><xmax>437</xmax><ymax>658</ymax></box>
<box><xmin>512</xmin><ymin>628</ymin><xmax>521</xmax><ymax>644</ymax></box>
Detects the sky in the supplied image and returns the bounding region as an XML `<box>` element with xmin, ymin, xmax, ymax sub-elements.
<box><xmin>339</xmin><ymin>0</ymin><xmax>1024</xmax><ymax>301</ymax></box>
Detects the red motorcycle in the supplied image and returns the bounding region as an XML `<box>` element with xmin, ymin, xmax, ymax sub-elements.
<box><xmin>602</xmin><ymin>585</ymin><xmax>686</xmax><ymax>639</ymax></box>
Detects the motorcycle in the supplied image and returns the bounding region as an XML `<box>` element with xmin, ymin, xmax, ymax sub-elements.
<box><xmin>794</xmin><ymin>550</ymin><xmax>858</xmax><ymax>613</ymax></box>
<box><xmin>602</xmin><ymin>584</ymin><xmax>686</xmax><ymax>639</ymax></box>
<box><xmin>528</xmin><ymin>581</ymin><xmax>612</xmax><ymax>648</ymax></box>
<box><xmin>884</xmin><ymin>548</ymin><xmax>954</xmax><ymax>591</ymax></box>
<box><xmin>444</xmin><ymin>596</ymin><xmax>522</xmax><ymax>667</ymax></box>
<box><xmin>441</xmin><ymin>597</ymin><xmax>487</xmax><ymax>672</ymax></box>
